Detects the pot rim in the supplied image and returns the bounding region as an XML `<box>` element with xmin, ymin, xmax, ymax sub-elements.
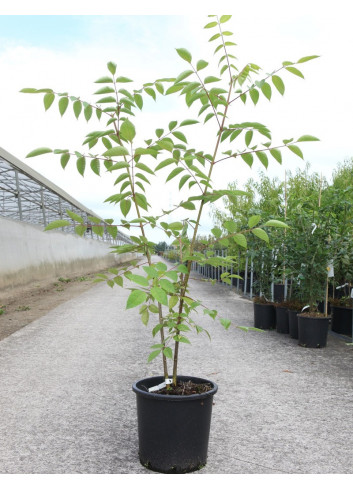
<box><xmin>132</xmin><ymin>375</ymin><xmax>218</xmax><ymax>401</ymax></box>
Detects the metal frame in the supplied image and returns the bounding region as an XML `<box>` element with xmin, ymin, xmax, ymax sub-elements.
<box><xmin>0</xmin><ymin>147</ymin><xmax>132</xmax><ymax>245</ymax></box>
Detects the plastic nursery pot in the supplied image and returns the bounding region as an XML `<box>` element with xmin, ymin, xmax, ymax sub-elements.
<box><xmin>132</xmin><ymin>375</ymin><xmax>218</xmax><ymax>474</ymax></box>
<box><xmin>331</xmin><ymin>305</ymin><xmax>352</xmax><ymax>337</ymax></box>
<box><xmin>253</xmin><ymin>302</ymin><xmax>276</xmax><ymax>330</ymax></box>
<box><xmin>297</xmin><ymin>314</ymin><xmax>330</xmax><ymax>348</ymax></box>
<box><xmin>275</xmin><ymin>306</ymin><xmax>289</xmax><ymax>334</ymax></box>
<box><xmin>288</xmin><ymin>310</ymin><xmax>300</xmax><ymax>339</ymax></box>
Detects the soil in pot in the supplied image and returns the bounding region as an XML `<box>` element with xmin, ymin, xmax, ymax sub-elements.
<box><xmin>297</xmin><ymin>313</ymin><xmax>330</xmax><ymax>348</ymax></box>
<box><xmin>132</xmin><ymin>375</ymin><xmax>218</xmax><ymax>474</ymax></box>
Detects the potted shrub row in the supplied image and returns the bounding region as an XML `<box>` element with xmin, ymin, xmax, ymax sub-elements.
<box><xmin>22</xmin><ymin>15</ymin><xmax>318</xmax><ymax>473</ymax></box>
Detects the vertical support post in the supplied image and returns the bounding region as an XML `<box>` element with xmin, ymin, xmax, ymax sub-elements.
<box><xmin>237</xmin><ymin>251</ymin><xmax>240</xmax><ymax>291</ymax></box>
<box><xmin>14</xmin><ymin>170</ymin><xmax>23</xmax><ymax>220</ymax></box>
<box><xmin>244</xmin><ymin>254</ymin><xmax>248</xmax><ymax>296</ymax></box>
<box><xmin>40</xmin><ymin>187</ymin><xmax>47</xmax><ymax>226</ymax></box>
<box><xmin>250</xmin><ymin>254</ymin><xmax>254</xmax><ymax>299</ymax></box>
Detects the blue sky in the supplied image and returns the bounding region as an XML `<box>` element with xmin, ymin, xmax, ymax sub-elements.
<box><xmin>0</xmin><ymin>2</ymin><xmax>352</xmax><ymax>241</ymax></box>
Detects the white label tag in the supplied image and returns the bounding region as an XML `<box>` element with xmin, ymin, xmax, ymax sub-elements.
<box><xmin>148</xmin><ymin>378</ymin><xmax>173</xmax><ymax>393</ymax></box>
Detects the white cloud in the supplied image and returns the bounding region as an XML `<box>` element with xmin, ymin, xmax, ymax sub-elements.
<box><xmin>1</xmin><ymin>5</ymin><xmax>352</xmax><ymax>243</ymax></box>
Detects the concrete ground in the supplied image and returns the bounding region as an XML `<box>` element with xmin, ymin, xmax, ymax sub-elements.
<box><xmin>0</xmin><ymin>259</ymin><xmax>352</xmax><ymax>474</ymax></box>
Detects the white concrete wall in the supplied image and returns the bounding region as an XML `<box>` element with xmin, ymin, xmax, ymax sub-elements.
<box><xmin>0</xmin><ymin>217</ymin><xmax>136</xmax><ymax>290</ymax></box>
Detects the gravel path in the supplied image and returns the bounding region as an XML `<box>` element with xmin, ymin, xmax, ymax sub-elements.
<box><xmin>0</xmin><ymin>259</ymin><xmax>352</xmax><ymax>474</ymax></box>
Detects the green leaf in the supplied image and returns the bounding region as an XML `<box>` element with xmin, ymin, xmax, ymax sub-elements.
<box><xmin>75</xmin><ymin>224</ymin><xmax>87</xmax><ymax>237</ymax></box>
<box><xmin>61</xmin><ymin>153</ymin><xmax>70</xmax><ymax>169</ymax></box>
<box><xmin>165</xmin><ymin>271</ymin><xmax>178</xmax><ymax>282</ymax></box>
<box><xmin>176</xmin><ymin>48</ymin><xmax>192</xmax><ymax>63</ymax></box>
<box><xmin>172</xmin><ymin>131</ymin><xmax>187</xmax><ymax>143</ymax></box>
<box><xmin>285</xmin><ymin>66</ymin><xmax>304</xmax><ymax>78</ymax></box>
<box><xmin>107</xmin><ymin>61</ymin><xmax>117</xmax><ymax>75</ymax></box>
<box><xmin>120</xmin><ymin>119</ymin><xmax>136</xmax><ymax>142</ymax></box>
<box><xmin>179</xmin><ymin>174</ymin><xmax>191</xmax><ymax>189</ymax></box>
<box><xmin>116</xmin><ymin>76</ymin><xmax>133</xmax><ymax>83</ymax></box>
<box><xmin>174</xmin><ymin>70</ymin><xmax>194</xmax><ymax>84</ymax></box>
<box><xmin>297</xmin><ymin>135</ymin><xmax>320</xmax><ymax>142</ymax></box>
<box><xmin>220</xmin><ymin>15</ymin><xmax>232</xmax><ymax>23</ymax></box>
<box><xmin>90</xmin><ymin>158</ymin><xmax>100</xmax><ymax>175</ymax></box>
<box><xmin>177</xmin><ymin>264</ymin><xmax>188</xmax><ymax>274</ymax></box>
<box><xmin>179</xmin><ymin>119</ymin><xmax>199</xmax><ymax>127</ymax></box>
<box><xmin>84</xmin><ymin>104</ymin><xmax>93</xmax><ymax>121</ymax></box>
<box><xmin>261</xmin><ymin>82</ymin><xmax>272</xmax><ymax>100</ymax></box>
<box><xmin>76</xmin><ymin>156</ymin><xmax>86</xmax><ymax>176</ymax></box>
<box><xmin>134</xmin><ymin>93</ymin><xmax>143</xmax><ymax>110</ymax></box>
<box><xmin>241</xmin><ymin>153</ymin><xmax>254</xmax><ymax>166</ymax></box>
<box><xmin>233</xmin><ymin>234</ymin><xmax>247</xmax><ymax>248</ymax></box>
<box><xmin>220</xmin><ymin>318</ymin><xmax>231</xmax><ymax>330</ymax></box>
<box><xmin>158</xmin><ymin>139</ymin><xmax>174</xmax><ymax>152</ymax></box>
<box><xmin>103</xmin><ymin>146</ymin><xmax>129</xmax><ymax>157</ymax></box>
<box><xmin>269</xmin><ymin>148</ymin><xmax>282</xmax><ymax>163</ymax></box>
<box><xmin>155</xmin><ymin>262</ymin><xmax>168</xmax><ymax>272</ymax></box>
<box><xmin>196</xmin><ymin>59</ymin><xmax>209</xmax><ymax>71</ymax></box>
<box><xmin>223</xmin><ymin>220</ymin><xmax>237</xmax><ymax>233</ymax></box>
<box><xmin>144</xmin><ymin>87</ymin><xmax>156</xmax><ymax>100</ymax></box>
<box><xmin>143</xmin><ymin>266</ymin><xmax>159</xmax><ymax>278</ymax></box>
<box><xmin>120</xmin><ymin>199</ymin><xmax>131</xmax><ymax>217</ymax></box>
<box><xmin>256</xmin><ymin>151</ymin><xmax>268</xmax><ymax>168</ymax></box>
<box><xmin>264</xmin><ymin>219</ymin><xmax>289</xmax><ymax>228</ymax></box>
<box><xmin>43</xmin><ymin>93</ymin><xmax>55</xmax><ymax>111</ymax></box>
<box><xmin>135</xmin><ymin>163</ymin><xmax>154</xmax><ymax>175</ymax></box>
<box><xmin>272</xmin><ymin>75</ymin><xmax>285</xmax><ymax>95</ymax></box>
<box><xmin>151</xmin><ymin>287</ymin><xmax>168</xmax><ymax>306</ymax></box>
<box><xmin>73</xmin><ymin>100</ymin><xmax>82</xmax><ymax>119</ymax></box>
<box><xmin>148</xmin><ymin>349</ymin><xmax>161</xmax><ymax>362</ymax></box>
<box><xmin>66</xmin><ymin>209</ymin><xmax>84</xmax><ymax>223</ymax></box>
<box><xmin>128</xmin><ymin>274</ymin><xmax>149</xmax><ymax>287</ymax></box>
<box><xmin>126</xmin><ymin>289</ymin><xmax>147</xmax><ymax>309</ymax></box>
<box><xmin>94</xmin><ymin>86</ymin><xmax>115</xmax><ymax>95</ymax></box>
<box><xmin>249</xmin><ymin>88</ymin><xmax>259</xmax><ymax>105</ymax></box>
<box><xmin>44</xmin><ymin>219</ymin><xmax>71</xmax><ymax>231</ymax></box>
<box><xmin>155</xmin><ymin>158</ymin><xmax>176</xmax><ymax>171</ymax></box>
<box><xmin>20</xmin><ymin>88</ymin><xmax>39</xmax><ymax>93</ymax></box>
<box><xmin>209</xmin><ymin>33</ymin><xmax>221</xmax><ymax>42</ymax></box>
<box><xmin>159</xmin><ymin>279</ymin><xmax>175</xmax><ymax>294</ymax></box>
<box><xmin>162</xmin><ymin>347</ymin><xmax>173</xmax><ymax>359</ymax></box>
<box><xmin>204</xmin><ymin>21</ymin><xmax>218</xmax><ymax>28</ymax></box>
<box><xmin>58</xmin><ymin>97</ymin><xmax>69</xmax><ymax>116</ymax></box>
<box><xmin>204</xmin><ymin>76</ymin><xmax>221</xmax><ymax>84</ymax></box>
<box><xmin>169</xmin><ymin>121</ymin><xmax>178</xmax><ymax>131</ymax></box>
<box><xmin>211</xmin><ymin>227</ymin><xmax>222</xmax><ymax>238</ymax></box>
<box><xmin>297</xmin><ymin>55</ymin><xmax>320</xmax><ymax>63</ymax></box>
<box><xmin>26</xmin><ymin>147</ymin><xmax>52</xmax><ymax>158</ymax></box>
<box><xmin>95</xmin><ymin>76</ymin><xmax>114</xmax><ymax>83</ymax></box>
<box><xmin>248</xmin><ymin>215</ymin><xmax>261</xmax><ymax>228</ymax></box>
<box><xmin>287</xmin><ymin>144</ymin><xmax>304</xmax><ymax>159</ymax></box>
<box><xmin>180</xmin><ymin>201</ymin><xmax>195</xmax><ymax>210</ymax></box>
<box><xmin>252</xmin><ymin>227</ymin><xmax>269</xmax><ymax>243</ymax></box>
<box><xmin>245</xmin><ymin>130</ymin><xmax>253</xmax><ymax>147</ymax></box>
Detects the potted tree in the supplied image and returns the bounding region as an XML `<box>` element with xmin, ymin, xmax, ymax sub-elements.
<box><xmin>288</xmin><ymin>205</ymin><xmax>331</xmax><ymax>348</ymax></box>
<box><xmin>21</xmin><ymin>15</ymin><xmax>318</xmax><ymax>472</ymax></box>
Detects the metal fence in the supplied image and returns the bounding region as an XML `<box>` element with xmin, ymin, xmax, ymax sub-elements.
<box><xmin>0</xmin><ymin>147</ymin><xmax>132</xmax><ymax>245</ymax></box>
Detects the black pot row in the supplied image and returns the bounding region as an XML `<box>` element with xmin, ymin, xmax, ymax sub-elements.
<box><xmin>253</xmin><ymin>302</ymin><xmax>341</xmax><ymax>348</ymax></box>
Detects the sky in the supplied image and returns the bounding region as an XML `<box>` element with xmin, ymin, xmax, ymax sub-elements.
<box><xmin>1</xmin><ymin>0</ymin><xmax>353</xmax><ymax>243</ymax></box>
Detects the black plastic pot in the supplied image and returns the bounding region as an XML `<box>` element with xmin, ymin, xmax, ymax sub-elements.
<box><xmin>253</xmin><ymin>302</ymin><xmax>275</xmax><ymax>330</ymax></box>
<box><xmin>331</xmin><ymin>305</ymin><xmax>352</xmax><ymax>337</ymax></box>
<box><xmin>275</xmin><ymin>306</ymin><xmax>289</xmax><ymax>334</ymax></box>
<box><xmin>132</xmin><ymin>375</ymin><xmax>218</xmax><ymax>473</ymax></box>
<box><xmin>297</xmin><ymin>314</ymin><xmax>330</xmax><ymax>348</ymax></box>
<box><xmin>288</xmin><ymin>310</ymin><xmax>299</xmax><ymax>339</ymax></box>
